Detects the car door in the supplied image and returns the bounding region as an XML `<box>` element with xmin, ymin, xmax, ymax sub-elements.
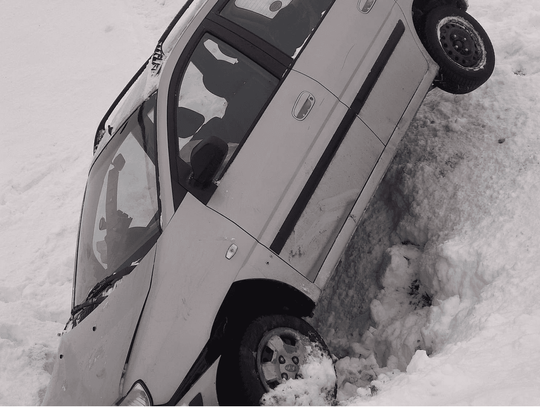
<box><xmin>163</xmin><ymin>1</ymin><xmax>391</xmax><ymax>284</ymax></box>
<box><xmin>197</xmin><ymin>5</ymin><xmax>358</xmax><ymax>276</ymax></box>
<box><xmin>200</xmin><ymin>0</ymin><xmax>390</xmax><ymax>283</ymax></box>
<box><xmin>162</xmin><ymin>13</ymin><xmax>353</xmax><ymax>263</ymax></box>
<box><xmin>261</xmin><ymin>0</ymin><xmax>431</xmax><ymax>281</ymax></box>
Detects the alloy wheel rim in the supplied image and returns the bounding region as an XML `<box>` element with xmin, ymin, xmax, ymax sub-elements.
<box><xmin>256</xmin><ymin>327</ymin><xmax>311</xmax><ymax>391</ymax></box>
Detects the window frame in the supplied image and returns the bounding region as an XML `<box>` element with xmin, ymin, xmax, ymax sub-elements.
<box><xmin>166</xmin><ymin>18</ymin><xmax>288</xmax><ymax>208</ymax></box>
<box><xmin>210</xmin><ymin>0</ymin><xmax>336</xmax><ymax>64</ymax></box>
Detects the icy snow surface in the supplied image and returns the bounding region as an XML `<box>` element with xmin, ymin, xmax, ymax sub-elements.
<box><xmin>1</xmin><ymin>0</ymin><xmax>540</xmax><ymax>405</ymax></box>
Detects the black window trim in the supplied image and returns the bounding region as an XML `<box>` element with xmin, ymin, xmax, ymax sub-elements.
<box><xmin>210</xmin><ymin>0</ymin><xmax>337</xmax><ymax>67</ymax></box>
<box><xmin>206</xmin><ymin>12</ymin><xmax>293</xmax><ymax>68</ymax></box>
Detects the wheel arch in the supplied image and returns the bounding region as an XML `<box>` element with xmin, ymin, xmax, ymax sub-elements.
<box><xmin>413</xmin><ymin>0</ymin><xmax>468</xmax><ymax>14</ymax></box>
<box><xmin>411</xmin><ymin>0</ymin><xmax>468</xmax><ymax>39</ymax></box>
<box><xmin>211</xmin><ymin>278</ymin><xmax>317</xmax><ymax>340</ymax></box>
<box><xmin>161</xmin><ymin>278</ymin><xmax>317</xmax><ymax>405</ymax></box>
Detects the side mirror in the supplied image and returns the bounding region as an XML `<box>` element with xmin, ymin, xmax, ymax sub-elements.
<box><xmin>189</xmin><ymin>136</ymin><xmax>228</xmax><ymax>188</ymax></box>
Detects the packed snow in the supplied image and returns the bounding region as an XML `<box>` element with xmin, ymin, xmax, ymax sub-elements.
<box><xmin>1</xmin><ymin>0</ymin><xmax>539</xmax><ymax>405</ymax></box>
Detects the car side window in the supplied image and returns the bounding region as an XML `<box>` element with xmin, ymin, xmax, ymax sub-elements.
<box><xmin>219</xmin><ymin>0</ymin><xmax>334</xmax><ymax>57</ymax></box>
<box><xmin>174</xmin><ymin>33</ymin><xmax>278</xmax><ymax>182</ymax></box>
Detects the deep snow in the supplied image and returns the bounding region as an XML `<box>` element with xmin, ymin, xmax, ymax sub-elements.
<box><xmin>1</xmin><ymin>0</ymin><xmax>539</xmax><ymax>405</ymax></box>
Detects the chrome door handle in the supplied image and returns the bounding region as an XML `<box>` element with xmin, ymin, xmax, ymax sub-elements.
<box><xmin>292</xmin><ymin>91</ymin><xmax>315</xmax><ymax>121</ymax></box>
<box><xmin>358</xmin><ymin>0</ymin><xmax>377</xmax><ymax>13</ymax></box>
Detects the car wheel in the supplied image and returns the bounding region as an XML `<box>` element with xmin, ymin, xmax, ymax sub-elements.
<box><xmin>216</xmin><ymin>314</ymin><xmax>332</xmax><ymax>406</ymax></box>
<box><xmin>423</xmin><ymin>6</ymin><xmax>495</xmax><ymax>94</ymax></box>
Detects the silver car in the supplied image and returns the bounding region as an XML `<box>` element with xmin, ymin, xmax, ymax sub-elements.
<box><xmin>44</xmin><ymin>0</ymin><xmax>494</xmax><ymax>405</ymax></box>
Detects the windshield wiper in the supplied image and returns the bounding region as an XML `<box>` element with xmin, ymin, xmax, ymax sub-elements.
<box><xmin>70</xmin><ymin>264</ymin><xmax>137</xmax><ymax>323</ymax></box>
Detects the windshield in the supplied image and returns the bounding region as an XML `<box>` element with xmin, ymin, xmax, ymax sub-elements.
<box><xmin>74</xmin><ymin>93</ymin><xmax>161</xmax><ymax>307</ymax></box>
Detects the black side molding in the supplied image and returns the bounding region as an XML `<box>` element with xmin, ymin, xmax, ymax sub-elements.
<box><xmin>351</xmin><ymin>20</ymin><xmax>405</xmax><ymax>115</ymax></box>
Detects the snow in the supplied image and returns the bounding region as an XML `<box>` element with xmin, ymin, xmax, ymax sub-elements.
<box><xmin>262</xmin><ymin>347</ymin><xmax>337</xmax><ymax>406</ymax></box>
<box><xmin>1</xmin><ymin>0</ymin><xmax>539</xmax><ymax>405</ymax></box>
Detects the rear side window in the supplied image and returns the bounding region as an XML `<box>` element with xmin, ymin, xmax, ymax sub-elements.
<box><xmin>219</xmin><ymin>0</ymin><xmax>334</xmax><ymax>57</ymax></box>
<box><xmin>174</xmin><ymin>33</ymin><xmax>278</xmax><ymax>182</ymax></box>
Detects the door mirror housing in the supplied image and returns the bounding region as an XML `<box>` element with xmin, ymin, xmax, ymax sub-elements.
<box><xmin>189</xmin><ymin>136</ymin><xmax>228</xmax><ymax>188</ymax></box>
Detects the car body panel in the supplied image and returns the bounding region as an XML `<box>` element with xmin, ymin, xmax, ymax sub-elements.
<box><xmin>314</xmin><ymin>55</ymin><xmax>439</xmax><ymax>289</ymax></box>
<box><xmin>292</xmin><ymin>0</ymin><xmax>398</xmax><ymax>105</ymax></box>
<box><xmin>120</xmin><ymin>193</ymin><xmax>257</xmax><ymax>404</ymax></box>
<box><xmin>279</xmin><ymin>116</ymin><xmax>384</xmax><ymax>281</ymax></box>
<box><xmin>357</xmin><ymin>11</ymin><xmax>430</xmax><ymax>144</ymax></box>
<box><xmin>177</xmin><ymin>358</ymin><xmax>220</xmax><ymax>406</ymax></box>
<box><xmin>120</xmin><ymin>196</ymin><xmax>323</xmax><ymax>404</ymax></box>
<box><xmin>294</xmin><ymin>2</ymin><xmax>430</xmax><ymax>142</ymax></box>
<box><xmin>207</xmin><ymin>71</ymin><xmax>348</xmax><ymax>246</ymax></box>
<box><xmin>236</xmin><ymin>239</ymin><xmax>321</xmax><ymax>301</ymax></box>
<box><xmin>157</xmin><ymin>0</ymin><xmax>218</xmax><ymax>227</ymax></box>
<box><xmin>42</xmin><ymin>246</ymin><xmax>156</xmax><ymax>405</ymax></box>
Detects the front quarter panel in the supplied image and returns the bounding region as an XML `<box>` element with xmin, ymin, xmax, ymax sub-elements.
<box><xmin>43</xmin><ymin>247</ymin><xmax>156</xmax><ymax>406</ymax></box>
<box><xmin>120</xmin><ymin>194</ymin><xmax>260</xmax><ymax>405</ymax></box>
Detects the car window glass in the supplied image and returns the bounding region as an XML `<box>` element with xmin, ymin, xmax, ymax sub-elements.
<box><xmin>175</xmin><ymin>33</ymin><xmax>278</xmax><ymax>181</ymax></box>
<box><xmin>219</xmin><ymin>0</ymin><xmax>334</xmax><ymax>57</ymax></box>
<box><xmin>93</xmin><ymin>137</ymin><xmax>158</xmax><ymax>270</ymax></box>
<box><xmin>75</xmin><ymin>94</ymin><xmax>160</xmax><ymax>306</ymax></box>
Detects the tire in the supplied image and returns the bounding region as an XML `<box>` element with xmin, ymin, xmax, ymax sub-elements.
<box><xmin>216</xmin><ymin>314</ymin><xmax>332</xmax><ymax>406</ymax></box>
<box><xmin>423</xmin><ymin>6</ymin><xmax>495</xmax><ymax>94</ymax></box>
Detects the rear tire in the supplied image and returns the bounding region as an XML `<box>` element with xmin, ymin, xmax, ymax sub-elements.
<box><xmin>216</xmin><ymin>314</ymin><xmax>332</xmax><ymax>406</ymax></box>
<box><xmin>423</xmin><ymin>6</ymin><xmax>495</xmax><ymax>94</ymax></box>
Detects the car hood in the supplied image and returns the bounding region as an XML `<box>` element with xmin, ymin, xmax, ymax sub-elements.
<box><xmin>43</xmin><ymin>247</ymin><xmax>156</xmax><ymax>406</ymax></box>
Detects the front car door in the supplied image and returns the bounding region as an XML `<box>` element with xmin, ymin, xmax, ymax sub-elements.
<box><xmin>217</xmin><ymin>0</ymin><xmax>432</xmax><ymax>282</ymax></box>
<box><xmin>163</xmin><ymin>1</ymin><xmax>352</xmax><ymax>286</ymax></box>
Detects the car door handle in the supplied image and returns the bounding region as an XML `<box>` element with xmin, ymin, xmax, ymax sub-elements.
<box><xmin>358</xmin><ymin>0</ymin><xmax>377</xmax><ymax>13</ymax></box>
<box><xmin>292</xmin><ymin>91</ymin><xmax>315</xmax><ymax>121</ymax></box>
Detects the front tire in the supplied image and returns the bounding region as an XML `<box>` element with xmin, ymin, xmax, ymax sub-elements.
<box><xmin>216</xmin><ymin>314</ymin><xmax>331</xmax><ymax>406</ymax></box>
<box><xmin>423</xmin><ymin>6</ymin><xmax>495</xmax><ymax>94</ymax></box>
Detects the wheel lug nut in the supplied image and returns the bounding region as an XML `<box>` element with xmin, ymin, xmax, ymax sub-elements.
<box><xmin>292</xmin><ymin>356</ymin><xmax>299</xmax><ymax>364</ymax></box>
<box><xmin>281</xmin><ymin>373</ymin><xmax>288</xmax><ymax>380</ymax></box>
<box><xmin>279</xmin><ymin>356</ymin><xmax>286</xmax><ymax>364</ymax></box>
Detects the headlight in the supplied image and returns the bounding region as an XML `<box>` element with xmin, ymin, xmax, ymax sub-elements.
<box><xmin>118</xmin><ymin>381</ymin><xmax>153</xmax><ymax>406</ymax></box>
